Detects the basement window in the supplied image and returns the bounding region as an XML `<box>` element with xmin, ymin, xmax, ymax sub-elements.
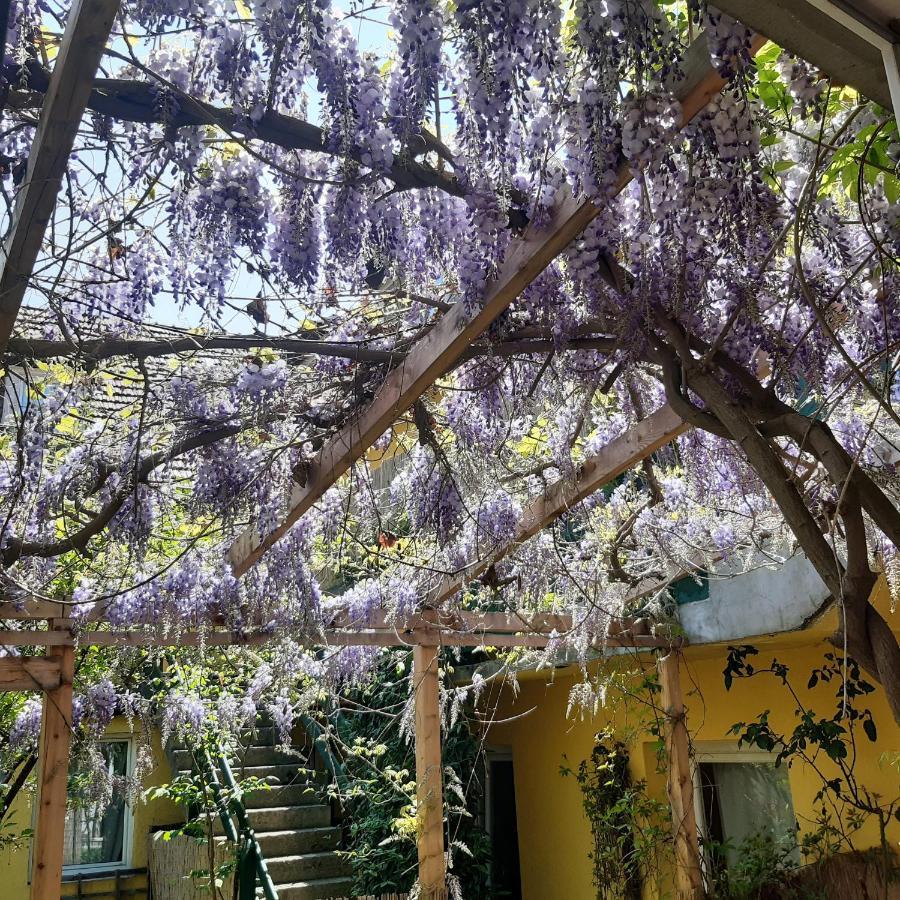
<box><xmin>62</xmin><ymin>739</ymin><xmax>133</xmax><ymax>873</ymax></box>
<box><xmin>694</xmin><ymin>747</ymin><xmax>798</xmax><ymax>873</ymax></box>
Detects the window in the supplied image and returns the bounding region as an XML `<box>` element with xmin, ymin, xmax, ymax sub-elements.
<box><xmin>694</xmin><ymin>746</ymin><xmax>798</xmax><ymax>873</ymax></box>
<box><xmin>63</xmin><ymin>740</ymin><xmax>133</xmax><ymax>872</ymax></box>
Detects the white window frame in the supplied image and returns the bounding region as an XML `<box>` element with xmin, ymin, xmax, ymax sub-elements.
<box><xmin>61</xmin><ymin>736</ymin><xmax>135</xmax><ymax>877</ymax></box>
<box><xmin>691</xmin><ymin>741</ymin><xmax>793</xmax><ymax>877</ymax></box>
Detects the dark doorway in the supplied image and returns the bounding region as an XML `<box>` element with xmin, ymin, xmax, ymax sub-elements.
<box><xmin>487</xmin><ymin>757</ymin><xmax>522</xmax><ymax>900</ymax></box>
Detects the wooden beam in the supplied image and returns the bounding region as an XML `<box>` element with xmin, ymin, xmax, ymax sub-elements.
<box><xmin>0</xmin><ymin>599</ymin><xmax>76</xmax><ymax>620</ymax></box>
<box><xmin>0</xmin><ymin>0</ymin><xmax>120</xmax><ymax>351</ymax></box>
<box><xmin>657</xmin><ymin>650</ymin><xmax>704</xmax><ymax>899</ymax></box>
<box><xmin>0</xmin><ymin>656</ymin><xmax>61</xmax><ymax>691</ymax></box>
<box><xmin>430</xmin><ymin>404</ymin><xmax>687</xmax><ymax>606</ymax></box>
<box><xmin>31</xmin><ymin>626</ymin><xmax>75</xmax><ymax>900</ymax></box>
<box><xmin>227</xmin><ymin>33</ymin><xmax>745</xmax><ymax>578</ymax></box>
<box><xmin>330</xmin><ymin>609</ymin><xmax>575</xmax><ymax>633</ymax></box>
<box><xmin>413</xmin><ymin>643</ymin><xmax>447</xmax><ymax>900</ymax></box>
<box><xmin>0</xmin><ymin>625</ymin><xmax>677</xmax><ymax>650</ymax></box>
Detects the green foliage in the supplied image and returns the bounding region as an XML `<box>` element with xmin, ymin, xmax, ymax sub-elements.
<box><xmin>720</xmin><ymin>648</ymin><xmax>898</xmax><ymax>884</ymax></box>
<box><xmin>705</xmin><ymin>832</ymin><xmax>816</xmax><ymax>900</ymax></box>
<box><xmin>328</xmin><ymin>650</ymin><xmax>491</xmax><ymax>897</ymax></box>
<box><xmin>561</xmin><ymin>730</ymin><xmax>669</xmax><ymax>900</ymax></box>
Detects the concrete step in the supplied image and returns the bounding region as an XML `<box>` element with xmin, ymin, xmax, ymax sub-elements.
<box><xmin>214</xmin><ymin>827</ymin><xmax>340</xmax><ymax>856</ymax></box>
<box><xmin>244</xmin><ymin>783</ymin><xmax>326</xmax><ymax>809</ymax></box>
<box><xmin>170</xmin><ymin>724</ymin><xmax>301</xmax><ymax>751</ymax></box>
<box><xmin>212</xmin><ymin>805</ymin><xmax>332</xmax><ymax>835</ymax></box>
<box><xmin>261</xmin><ymin>876</ymin><xmax>354</xmax><ymax>900</ymax></box>
<box><xmin>231</xmin><ymin>763</ymin><xmax>316</xmax><ymax>785</ymax></box>
<box><xmin>265</xmin><ymin>852</ymin><xmax>348</xmax><ymax>884</ymax></box>
<box><xmin>255</xmin><ymin>827</ymin><xmax>341</xmax><ymax>856</ymax></box>
<box><xmin>177</xmin><ymin>764</ymin><xmax>317</xmax><ymax>787</ymax></box>
<box><xmin>172</xmin><ymin>746</ymin><xmax>306</xmax><ymax>771</ymax></box>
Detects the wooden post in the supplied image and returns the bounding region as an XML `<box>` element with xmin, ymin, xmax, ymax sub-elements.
<box><xmin>413</xmin><ymin>643</ymin><xmax>447</xmax><ymax>900</ymax></box>
<box><xmin>657</xmin><ymin>650</ymin><xmax>704</xmax><ymax>899</ymax></box>
<box><xmin>31</xmin><ymin>622</ymin><xmax>75</xmax><ymax>900</ymax></box>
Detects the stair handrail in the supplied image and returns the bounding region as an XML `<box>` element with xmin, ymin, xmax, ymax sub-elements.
<box><xmin>299</xmin><ymin>712</ymin><xmax>349</xmax><ymax>791</ymax></box>
<box><xmin>197</xmin><ymin>745</ymin><xmax>240</xmax><ymax>844</ymax></box>
<box><xmin>217</xmin><ymin>749</ymin><xmax>280</xmax><ymax>900</ymax></box>
<box><xmin>164</xmin><ymin>659</ymin><xmax>279</xmax><ymax>899</ymax></box>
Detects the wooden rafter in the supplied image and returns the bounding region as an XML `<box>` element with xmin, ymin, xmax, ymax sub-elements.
<box><xmin>0</xmin><ymin>0</ymin><xmax>120</xmax><ymax>352</ymax></box>
<box><xmin>227</xmin><ymin>34</ymin><xmax>751</xmax><ymax>578</ymax></box>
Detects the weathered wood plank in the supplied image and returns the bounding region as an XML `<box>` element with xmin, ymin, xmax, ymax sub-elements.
<box><xmin>31</xmin><ymin>630</ymin><xmax>75</xmax><ymax>899</ymax></box>
<box><xmin>0</xmin><ymin>626</ymin><xmax>676</xmax><ymax>649</ymax></box>
<box><xmin>413</xmin><ymin>643</ymin><xmax>447</xmax><ymax>900</ymax></box>
<box><xmin>658</xmin><ymin>650</ymin><xmax>704</xmax><ymax>899</ymax></box>
<box><xmin>0</xmin><ymin>0</ymin><xmax>120</xmax><ymax>351</ymax></box>
<box><xmin>227</xmin><ymin>34</ymin><xmax>747</xmax><ymax>578</ymax></box>
<box><xmin>0</xmin><ymin>656</ymin><xmax>61</xmax><ymax>691</ymax></box>
<box><xmin>0</xmin><ymin>599</ymin><xmax>77</xmax><ymax>620</ymax></box>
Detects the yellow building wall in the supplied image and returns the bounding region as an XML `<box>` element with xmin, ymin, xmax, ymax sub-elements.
<box><xmin>484</xmin><ymin>583</ymin><xmax>900</xmax><ymax>900</ymax></box>
<box><xmin>0</xmin><ymin>717</ymin><xmax>181</xmax><ymax>898</ymax></box>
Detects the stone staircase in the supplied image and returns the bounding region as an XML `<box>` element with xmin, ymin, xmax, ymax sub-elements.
<box><xmin>171</xmin><ymin>725</ymin><xmax>352</xmax><ymax>899</ymax></box>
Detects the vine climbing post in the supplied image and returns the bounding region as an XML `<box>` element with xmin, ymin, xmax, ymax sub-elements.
<box><xmin>31</xmin><ymin>619</ymin><xmax>75</xmax><ymax>900</ymax></box>
<box><xmin>413</xmin><ymin>642</ymin><xmax>447</xmax><ymax>900</ymax></box>
<box><xmin>657</xmin><ymin>650</ymin><xmax>704</xmax><ymax>899</ymax></box>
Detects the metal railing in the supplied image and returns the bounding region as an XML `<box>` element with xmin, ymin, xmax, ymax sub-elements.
<box><xmin>198</xmin><ymin>744</ymin><xmax>279</xmax><ymax>900</ymax></box>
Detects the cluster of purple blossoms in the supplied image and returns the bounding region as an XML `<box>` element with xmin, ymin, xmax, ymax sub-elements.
<box><xmin>234</xmin><ymin>357</ymin><xmax>289</xmax><ymax>400</ymax></box>
<box><xmin>777</xmin><ymin>51</ymin><xmax>827</xmax><ymax>119</ymax></box>
<box><xmin>621</xmin><ymin>90</ymin><xmax>682</xmax><ymax>173</ymax></box>
<box><xmin>162</xmin><ymin>691</ymin><xmax>207</xmax><ymax>740</ymax></box>
<box><xmin>10</xmin><ymin>698</ymin><xmax>43</xmax><ymax>748</ymax></box>
<box><xmin>474</xmin><ymin>492</ymin><xmax>521</xmax><ymax>549</ymax></box>
<box><xmin>394</xmin><ymin>447</ymin><xmax>464</xmax><ymax>546</ymax></box>
<box><xmin>387</xmin><ymin>0</ymin><xmax>442</xmax><ymax>142</ymax></box>
<box><xmin>704</xmin><ymin>6</ymin><xmax>756</xmax><ymax>82</ymax></box>
<box><xmin>83</xmin><ymin>679</ymin><xmax>119</xmax><ymax>734</ymax></box>
<box><xmin>193</xmin><ymin>155</ymin><xmax>268</xmax><ymax>258</ymax></box>
<box><xmin>267</xmin><ymin>695</ymin><xmax>295</xmax><ymax>746</ymax></box>
<box><xmin>706</xmin><ymin>91</ymin><xmax>759</xmax><ymax>163</ymax></box>
<box><xmin>271</xmin><ymin>159</ymin><xmax>325</xmax><ymax>291</ymax></box>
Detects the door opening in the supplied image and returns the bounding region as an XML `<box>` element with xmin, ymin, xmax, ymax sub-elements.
<box><xmin>485</xmin><ymin>751</ymin><xmax>522</xmax><ymax>900</ymax></box>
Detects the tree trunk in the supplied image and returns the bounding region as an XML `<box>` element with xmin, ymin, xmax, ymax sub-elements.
<box><xmin>656</xmin><ymin>335</ymin><xmax>900</xmax><ymax>722</ymax></box>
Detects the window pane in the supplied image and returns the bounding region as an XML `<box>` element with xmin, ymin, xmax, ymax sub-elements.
<box><xmin>63</xmin><ymin>742</ymin><xmax>129</xmax><ymax>868</ymax></box>
<box><xmin>706</xmin><ymin>762</ymin><xmax>796</xmax><ymax>869</ymax></box>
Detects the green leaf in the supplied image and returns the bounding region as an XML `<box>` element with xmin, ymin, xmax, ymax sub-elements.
<box><xmin>863</xmin><ymin>718</ymin><xmax>877</xmax><ymax>742</ymax></box>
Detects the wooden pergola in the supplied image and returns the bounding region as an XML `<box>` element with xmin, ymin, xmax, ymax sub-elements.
<box><xmin>0</xmin><ymin>402</ymin><xmax>701</xmax><ymax>899</ymax></box>
<box><xmin>0</xmin><ymin>0</ymin><xmax>837</xmax><ymax>896</ymax></box>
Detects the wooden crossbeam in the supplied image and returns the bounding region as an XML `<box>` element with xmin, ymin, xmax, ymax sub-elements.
<box><xmin>429</xmin><ymin>404</ymin><xmax>687</xmax><ymax>606</ymax></box>
<box><xmin>0</xmin><ymin>599</ymin><xmax>77</xmax><ymax>620</ymax></box>
<box><xmin>0</xmin><ymin>625</ymin><xmax>677</xmax><ymax>650</ymax></box>
<box><xmin>227</xmin><ymin>34</ymin><xmax>743</xmax><ymax>578</ymax></box>
<box><xmin>0</xmin><ymin>0</ymin><xmax>120</xmax><ymax>351</ymax></box>
<box><xmin>0</xmin><ymin>656</ymin><xmax>61</xmax><ymax>691</ymax></box>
